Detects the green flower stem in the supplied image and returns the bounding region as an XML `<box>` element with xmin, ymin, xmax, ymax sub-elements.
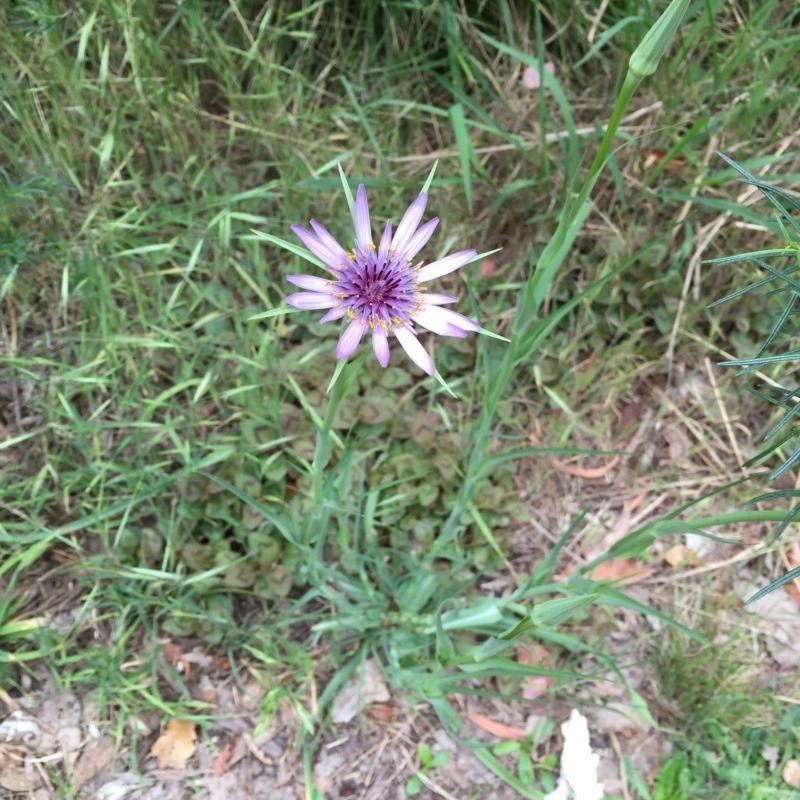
<box><xmin>433</xmin><ymin>73</ymin><xmax>643</xmax><ymax>556</ymax></box>
<box><xmin>517</xmin><ymin>69</ymin><xmax>641</xmax><ymax>338</ymax></box>
<box><xmin>310</xmin><ymin>357</ymin><xmax>359</xmax><ymax>508</ymax></box>
<box><xmin>434</xmin><ymin>1</ymin><xmax>693</xmax><ymax>555</ymax></box>
<box><xmin>510</xmin><ymin>74</ymin><xmax>641</xmax><ymax>396</ymax></box>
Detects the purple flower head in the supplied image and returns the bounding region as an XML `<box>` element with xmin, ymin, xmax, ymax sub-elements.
<box><xmin>285</xmin><ymin>181</ymin><xmax>478</xmax><ymax>375</ymax></box>
<box><xmin>522</xmin><ymin>60</ymin><xmax>555</xmax><ymax>90</ymax></box>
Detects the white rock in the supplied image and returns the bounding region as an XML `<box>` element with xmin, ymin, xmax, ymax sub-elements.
<box><xmin>545</xmin><ymin>710</ymin><xmax>604</xmax><ymax>800</ymax></box>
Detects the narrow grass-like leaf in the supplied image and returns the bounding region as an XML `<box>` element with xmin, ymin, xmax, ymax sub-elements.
<box><xmin>748</xmin><ymin>566</ymin><xmax>800</xmax><ymax>603</ymax></box>
<box><xmin>337</xmin><ymin>162</ymin><xmax>355</xmax><ymax>216</ymax></box>
<box><xmin>341</xmin><ymin>76</ymin><xmax>389</xmax><ymax>178</ymax></box>
<box><xmin>704</xmin><ymin>248</ymin><xmax>795</xmax><ymax>265</ymax></box>
<box><xmin>248</xmin><ymin>231</ymin><xmax>325</xmax><ymax>268</ymax></box>
<box><xmin>448</xmin><ymin>103</ymin><xmax>473</xmax><ymax>214</ymax></box>
<box><xmin>248</xmin><ymin>305</ymin><xmax>297</xmax><ymax>320</ymax></box>
<box><xmin>420</xmin><ymin>160</ymin><xmax>438</xmax><ymax>194</ymax></box>
<box><xmin>597</xmin><ymin>587</ymin><xmax>706</xmax><ymax>643</ymax></box>
<box><xmin>574</xmin><ymin>16</ymin><xmax>643</xmax><ymax>68</ymax></box>
<box><xmin>530</xmin><ymin>594</ymin><xmax>599</xmax><ymax>627</ymax></box>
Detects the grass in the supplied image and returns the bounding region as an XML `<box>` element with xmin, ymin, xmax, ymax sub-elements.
<box><xmin>646</xmin><ymin>598</ymin><xmax>800</xmax><ymax>800</ymax></box>
<box><xmin>2</xmin><ymin>0</ymin><xmax>800</xmax><ymax>797</ymax></box>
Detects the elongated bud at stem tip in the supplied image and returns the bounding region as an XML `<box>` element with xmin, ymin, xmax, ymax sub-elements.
<box><xmin>629</xmin><ymin>0</ymin><xmax>691</xmax><ymax>79</ymax></box>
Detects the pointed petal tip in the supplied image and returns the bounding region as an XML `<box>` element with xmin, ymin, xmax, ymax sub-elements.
<box><xmin>418</xmin><ymin>250</ymin><xmax>477</xmax><ymax>282</ymax></box>
<box><xmin>413</xmin><ymin>306</ymin><xmax>475</xmax><ymax>338</ymax></box>
<box><xmin>402</xmin><ymin>217</ymin><xmax>439</xmax><ymax>261</ymax></box>
<box><xmin>354</xmin><ymin>184</ymin><xmax>373</xmax><ymax>248</ymax></box>
<box><xmin>394</xmin><ymin>325</ymin><xmax>435</xmax><ymax>375</ymax></box>
<box><xmin>392</xmin><ymin>191</ymin><xmax>429</xmax><ymax>253</ymax></box>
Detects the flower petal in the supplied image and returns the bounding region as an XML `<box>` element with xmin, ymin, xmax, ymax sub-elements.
<box><xmin>417</xmin><ymin>249</ymin><xmax>476</xmax><ymax>282</ymax></box>
<box><xmin>412</xmin><ymin>307</ymin><xmax>465</xmax><ymax>337</ymax></box>
<box><xmin>402</xmin><ymin>217</ymin><xmax>438</xmax><ymax>262</ymax></box>
<box><xmin>378</xmin><ymin>220</ymin><xmax>393</xmax><ymax>264</ymax></box>
<box><xmin>393</xmin><ymin>324</ymin><xmax>435</xmax><ymax>375</ymax></box>
<box><xmin>414</xmin><ymin>305</ymin><xmax>480</xmax><ymax>336</ymax></box>
<box><xmin>286</xmin><ymin>292</ymin><xmax>339</xmax><ymax>310</ymax></box>
<box><xmin>354</xmin><ymin>185</ymin><xmax>372</xmax><ymax>249</ymax></box>
<box><xmin>422</xmin><ymin>292</ymin><xmax>458</xmax><ymax>305</ymax></box>
<box><xmin>320</xmin><ymin>307</ymin><xmax>348</xmax><ymax>323</ymax></box>
<box><xmin>392</xmin><ymin>193</ymin><xmax>428</xmax><ymax>255</ymax></box>
<box><xmin>309</xmin><ymin>220</ymin><xmax>350</xmax><ymax>264</ymax></box>
<box><xmin>287</xmin><ymin>274</ymin><xmax>333</xmax><ymax>292</ymax></box>
<box><xmin>336</xmin><ymin>317</ymin><xmax>369</xmax><ymax>360</ymax></box>
<box><xmin>372</xmin><ymin>325</ymin><xmax>390</xmax><ymax>367</ymax></box>
<box><xmin>292</xmin><ymin>224</ymin><xmax>343</xmax><ymax>271</ymax></box>
<box><xmin>522</xmin><ymin>61</ymin><xmax>555</xmax><ymax>90</ymax></box>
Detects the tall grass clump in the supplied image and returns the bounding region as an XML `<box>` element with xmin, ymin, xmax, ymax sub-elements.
<box><xmin>709</xmin><ymin>153</ymin><xmax>800</xmax><ymax>602</ymax></box>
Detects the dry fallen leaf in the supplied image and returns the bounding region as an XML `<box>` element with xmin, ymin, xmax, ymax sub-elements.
<box><xmin>72</xmin><ymin>736</ymin><xmax>117</xmax><ymax>791</ymax></box>
<box><xmin>196</xmin><ymin>688</ymin><xmax>217</xmax><ymax>705</ymax></box>
<box><xmin>612</xmin><ymin>401</ymin><xmax>643</xmax><ymax>440</ymax></box>
<box><xmin>367</xmin><ymin>702</ymin><xmax>395</xmax><ymax>723</ymax></box>
<box><xmin>662</xmin><ymin>544</ymin><xmax>703</xmax><ymax>568</ymax></box>
<box><xmin>0</xmin><ymin>751</ymin><xmax>44</xmax><ymax>792</ymax></box>
<box><xmin>516</xmin><ymin>644</ymin><xmax>554</xmax><ymax>700</ymax></box>
<box><xmin>783</xmin><ymin>759</ymin><xmax>800</xmax><ymax>788</ymax></box>
<box><xmin>551</xmin><ymin>456</ymin><xmax>620</xmax><ymax>480</ymax></box>
<box><xmin>467</xmin><ymin>712</ymin><xmax>527</xmax><ymax>741</ymax></box>
<box><xmin>93</xmin><ymin>774</ymin><xmax>139</xmax><ymax>799</ymax></box>
<box><xmin>587</xmin><ymin>558</ymin><xmax>654</xmax><ymax>584</ymax></box>
<box><xmin>213</xmin><ymin>742</ymin><xmax>233</xmax><ymax>778</ymax></box>
<box><xmin>149</xmin><ymin>719</ymin><xmax>197</xmax><ymax>770</ymax></box>
<box><xmin>331</xmin><ymin>658</ymin><xmax>390</xmax><ymax>724</ymax></box>
<box><xmin>639</xmin><ymin>148</ymin><xmax>688</xmax><ymax>176</ymax></box>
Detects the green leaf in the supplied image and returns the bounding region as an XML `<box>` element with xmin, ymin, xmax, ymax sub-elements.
<box><xmin>747</xmin><ymin>566</ymin><xmax>800</xmax><ymax>603</ymax></box>
<box><xmin>248</xmin><ymin>230</ymin><xmax>324</xmax><ymax>268</ymax></box>
<box><xmin>530</xmin><ymin>594</ymin><xmax>599</xmax><ymax>627</ymax></box>
<box><xmin>337</xmin><ymin>162</ymin><xmax>355</xmax><ymax>216</ymax></box>
<box><xmin>418</xmin><ymin>742</ymin><xmax>432</xmax><ymax>766</ymax></box>
<box><xmin>449</xmin><ymin>103</ymin><xmax>474</xmax><ymax>214</ymax></box>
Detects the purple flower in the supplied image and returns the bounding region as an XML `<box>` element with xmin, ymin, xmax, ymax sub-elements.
<box><xmin>285</xmin><ymin>183</ymin><xmax>479</xmax><ymax>375</ymax></box>
<box><xmin>522</xmin><ymin>61</ymin><xmax>555</xmax><ymax>90</ymax></box>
